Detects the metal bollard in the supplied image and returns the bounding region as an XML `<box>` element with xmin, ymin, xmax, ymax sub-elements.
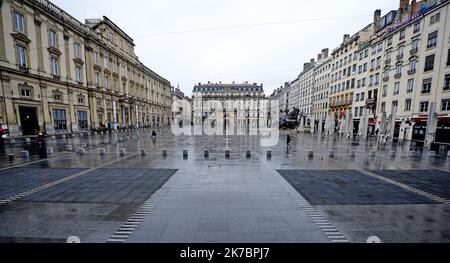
<box><xmin>350</xmin><ymin>150</ymin><xmax>356</xmax><ymax>158</ymax></box>
<box><xmin>120</xmin><ymin>148</ymin><xmax>126</xmax><ymax>156</ymax></box>
<box><xmin>99</xmin><ymin>148</ymin><xmax>106</xmax><ymax>156</ymax></box>
<box><xmin>246</xmin><ymin>150</ymin><xmax>251</xmax><ymax>159</ymax></box>
<box><xmin>9</xmin><ymin>139</ymin><xmax>16</xmax><ymax>145</ymax></box>
<box><xmin>25</xmin><ymin>138</ymin><xmax>31</xmax><ymax>144</ymax></box>
<box><xmin>162</xmin><ymin>150</ymin><xmax>167</xmax><ymax>157</ymax></box>
<box><xmin>78</xmin><ymin>148</ymin><xmax>86</xmax><ymax>155</ymax></box>
<box><xmin>51</xmin><ymin>135</ymin><xmax>56</xmax><ymax>140</ymax></box>
<box><xmin>46</xmin><ymin>147</ymin><xmax>54</xmax><ymax>156</ymax></box>
<box><xmin>389</xmin><ymin>150</ymin><xmax>396</xmax><ymax>158</ymax></box>
<box><xmin>328</xmin><ymin>150</ymin><xmax>335</xmax><ymax>158</ymax></box>
<box><xmin>80</xmin><ymin>143</ymin><xmax>87</xmax><ymax>148</ymax></box>
<box><xmin>370</xmin><ymin>151</ymin><xmax>376</xmax><ymax>157</ymax></box>
<box><xmin>140</xmin><ymin>149</ymin><xmax>147</xmax><ymax>156</ymax></box>
<box><xmin>8</xmin><ymin>154</ymin><xmax>14</xmax><ymax>161</ymax></box>
<box><xmin>204</xmin><ymin>149</ymin><xmax>209</xmax><ymax>159</ymax></box>
<box><xmin>225</xmin><ymin>149</ymin><xmax>230</xmax><ymax>159</ymax></box>
<box><xmin>266</xmin><ymin>150</ymin><xmax>272</xmax><ymax>159</ymax></box>
<box><xmin>428</xmin><ymin>151</ymin><xmax>436</xmax><ymax>157</ymax></box>
<box><xmin>183</xmin><ymin>150</ymin><xmax>188</xmax><ymax>159</ymax></box>
<box><xmin>308</xmin><ymin>150</ymin><xmax>314</xmax><ymax>158</ymax></box>
<box><xmin>21</xmin><ymin>151</ymin><xmax>30</xmax><ymax>159</ymax></box>
<box><xmin>61</xmin><ymin>135</ymin><xmax>67</xmax><ymax>139</ymax></box>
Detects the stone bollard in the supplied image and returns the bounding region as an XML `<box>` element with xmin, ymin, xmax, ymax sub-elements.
<box><xmin>350</xmin><ymin>150</ymin><xmax>356</xmax><ymax>158</ymax></box>
<box><xmin>99</xmin><ymin>148</ymin><xmax>106</xmax><ymax>156</ymax></box>
<box><xmin>225</xmin><ymin>149</ymin><xmax>230</xmax><ymax>159</ymax></box>
<box><xmin>266</xmin><ymin>150</ymin><xmax>272</xmax><ymax>159</ymax></box>
<box><xmin>204</xmin><ymin>149</ymin><xmax>209</xmax><ymax>159</ymax></box>
<box><xmin>427</xmin><ymin>151</ymin><xmax>436</xmax><ymax>157</ymax></box>
<box><xmin>65</xmin><ymin>145</ymin><xmax>73</xmax><ymax>151</ymax></box>
<box><xmin>162</xmin><ymin>150</ymin><xmax>167</xmax><ymax>157</ymax></box>
<box><xmin>370</xmin><ymin>151</ymin><xmax>376</xmax><ymax>157</ymax></box>
<box><xmin>61</xmin><ymin>135</ymin><xmax>67</xmax><ymax>139</ymax></box>
<box><xmin>46</xmin><ymin>147</ymin><xmax>54</xmax><ymax>156</ymax></box>
<box><xmin>183</xmin><ymin>150</ymin><xmax>188</xmax><ymax>159</ymax></box>
<box><xmin>25</xmin><ymin>138</ymin><xmax>31</xmax><ymax>144</ymax></box>
<box><xmin>8</xmin><ymin>154</ymin><xmax>15</xmax><ymax>161</ymax></box>
<box><xmin>21</xmin><ymin>151</ymin><xmax>30</xmax><ymax>159</ymax></box>
<box><xmin>308</xmin><ymin>150</ymin><xmax>314</xmax><ymax>158</ymax></box>
<box><xmin>329</xmin><ymin>150</ymin><xmax>335</xmax><ymax>158</ymax></box>
<box><xmin>140</xmin><ymin>149</ymin><xmax>147</xmax><ymax>156</ymax></box>
<box><xmin>120</xmin><ymin>148</ymin><xmax>126</xmax><ymax>156</ymax></box>
<box><xmin>94</xmin><ymin>132</ymin><xmax>98</xmax><ymax>135</ymax></box>
<box><xmin>389</xmin><ymin>150</ymin><xmax>396</xmax><ymax>158</ymax></box>
<box><xmin>9</xmin><ymin>139</ymin><xmax>16</xmax><ymax>145</ymax></box>
<box><xmin>78</xmin><ymin>148</ymin><xmax>86</xmax><ymax>155</ymax></box>
<box><xmin>80</xmin><ymin>143</ymin><xmax>87</xmax><ymax>149</ymax></box>
<box><xmin>246</xmin><ymin>150</ymin><xmax>251</xmax><ymax>159</ymax></box>
<box><xmin>51</xmin><ymin>135</ymin><xmax>56</xmax><ymax>140</ymax></box>
<box><xmin>100</xmin><ymin>131</ymin><xmax>104</xmax><ymax>135</ymax></box>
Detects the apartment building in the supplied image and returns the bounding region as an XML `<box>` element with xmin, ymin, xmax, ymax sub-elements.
<box><xmin>298</xmin><ymin>59</ymin><xmax>315</xmax><ymax>125</ymax></box>
<box><xmin>312</xmin><ymin>49</ymin><xmax>331</xmax><ymax>127</ymax></box>
<box><xmin>0</xmin><ymin>0</ymin><xmax>172</xmax><ymax>138</ymax></box>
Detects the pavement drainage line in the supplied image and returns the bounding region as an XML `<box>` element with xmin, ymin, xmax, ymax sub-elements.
<box><xmin>0</xmin><ymin>153</ymin><xmax>140</xmax><ymax>207</ymax></box>
<box><xmin>107</xmin><ymin>189</ymin><xmax>167</xmax><ymax>243</ymax></box>
<box><xmin>357</xmin><ymin>169</ymin><xmax>450</xmax><ymax>205</ymax></box>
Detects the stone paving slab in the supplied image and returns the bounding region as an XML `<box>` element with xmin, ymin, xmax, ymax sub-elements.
<box><xmin>22</xmin><ymin>169</ymin><xmax>177</xmax><ymax>204</ymax></box>
<box><xmin>369</xmin><ymin>170</ymin><xmax>450</xmax><ymax>199</ymax></box>
<box><xmin>278</xmin><ymin>170</ymin><xmax>437</xmax><ymax>205</ymax></box>
<box><xmin>0</xmin><ymin>167</ymin><xmax>86</xmax><ymax>199</ymax></box>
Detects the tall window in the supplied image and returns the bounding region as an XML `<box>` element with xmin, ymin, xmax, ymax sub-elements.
<box><xmin>409</xmin><ymin>59</ymin><xmax>417</xmax><ymax>72</ymax></box>
<box><xmin>442</xmin><ymin>99</ymin><xmax>450</xmax><ymax>111</ymax></box>
<box><xmin>424</xmin><ymin>54</ymin><xmax>435</xmax><ymax>72</ymax></box>
<box><xmin>387</xmin><ymin>37</ymin><xmax>393</xmax><ymax>46</ymax></box>
<box><xmin>94</xmin><ymin>51</ymin><xmax>99</xmax><ymax>65</ymax></box>
<box><xmin>399</xmin><ymin>29</ymin><xmax>405</xmax><ymax>40</ymax></box>
<box><xmin>392</xmin><ymin>101</ymin><xmax>398</xmax><ymax>110</ymax></box>
<box><xmin>77</xmin><ymin>111</ymin><xmax>88</xmax><ymax>130</ymax></box>
<box><xmin>430</xmin><ymin>12</ymin><xmax>440</xmax><ymax>24</ymax></box>
<box><xmin>427</xmin><ymin>31</ymin><xmax>438</xmax><ymax>48</ymax></box>
<box><xmin>412</xmin><ymin>39</ymin><xmax>419</xmax><ymax>50</ymax></box>
<box><xmin>396</xmin><ymin>64</ymin><xmax>402</xmax><ymax>75</ymax></box>
<box><xmin>104</xmin><ymin>76</ymin><xmax>109</xmax><ymax>89</ymax></box>
<box><xmin>53</xmin><ymin>109</ymin><xmax>67</xmax><ymax>131</ymax></box>
<box><xmin>95</xmin><ymin>72</ymin><xmax>100</xmax><ymax>86</ymax></box>
<box><xmin>49</xmin><ymin>30</ymin><xmax>57</xmax><ymax>47</ymax></box>
<box><xmin>447</xmin><ymin>49</ymin><xmax>450</xmax><ymax>66</ymax></box>
<box><xmin>422</xmin><ymin>78</ymin><xmax>432</xmax><ymax>94</ymax></box>
<box><xmin>394</xmin><ymin>82</ymin><xmax>400</xmax><ymax>95</ymax></box>
<box><xmin>382</xmin><ymin>85</ymin><xmax>388</xmax><ymax>97</ymax></box>
<box><xmin>16</xmin><ymin>44</ymin><xmax>27</xmax><ymax>67</ymax></box>
<box><xmin>74</xmin><ymin>43</ymin><xmax>81</xmax><ymax>58</ymax></box>
<box><xmin>50</xmin><ymin>57</ymin><xmax>59</xmax><ymax>76</ymax></box>
<box><xmin>75</xmin><ymin>66</ymin><xmax>82</xmax><ymax>82</ymax></box>
<box><xmin>12</xmin><ymin>11</ymin><xmax>25</xmax><ymax>33</ymax></box>
<box><xmin>405</xmin><ymin>99</ymin><xmax>412</xmax><ymax>112</ymax></box>
<box><xmin>407</xmin><ymin>79</ymin><xmax>414</xmax><ymax>93</ymax></box>
<box><xmin>444</xmin><ymin>74</ymin><xmax>450</xmax><ymax>91</ymax></box>
<box><xmin>420</xmin><ymin>101</ymin><xmax>429</xmax><ymax>113</ymax></box>
<box><xmin>104</xmin><ymin>55</ymin><xmax>109</xmax><ymax>68</ymax></box>
<box><xmin>413</xmin><ymin>22</ymin><xmax>420</xmax><ymax>33</ymax></box>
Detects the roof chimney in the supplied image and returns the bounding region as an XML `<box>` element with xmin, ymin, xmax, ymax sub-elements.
<box><xmin>321</xmin><ymin>48</ymin><xmax>329</xmax><ymax>59</ymax></box>
<box><xmin>317</xmin><ymin>53</ymin><xmax>322</xmax><ymax>61</ymax></box>
<box><xmin>303</xmin><ymin>63</ymin><xmax>310</xmax><ymax>71</ymax></box>
<box><xmin>399</xmin><ymin>0</ymin><xmax>409</xmax><ymax>11</ymax></box>
<box><xmin>310</xmin><ymin>58</ymin><xmax>315</xmax><ymax>65</ymax></box>
<box><xmin>411</xmin><ymin>0</ymin><xmax>417</xmax><ymax>15</ymax></box>
<box><xmin>374</xmin><ymin>9</ymin><xmax>381</xmax><ymax>24</ymax></box>
<box><xmin>343</xmin><ymin>34</ymin><xmax>350</xmax><ymax>43</ymax></box>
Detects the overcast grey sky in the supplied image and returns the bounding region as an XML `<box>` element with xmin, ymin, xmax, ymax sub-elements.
<box><xmin>53</xmin><ymin>0</ymin><xmax>398</xmax><ymax>96</ymax></box>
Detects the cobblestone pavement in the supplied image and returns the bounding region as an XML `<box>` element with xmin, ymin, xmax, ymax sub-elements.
<box><xmin>0</xmin><ymin>129</ymin><xmax>449</xmax><ymax>243</ymax></box>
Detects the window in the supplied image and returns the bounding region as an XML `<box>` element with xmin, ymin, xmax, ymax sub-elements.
<box><xmin>387</xmin><ymin>37</ymin><xmax>393</xmax><ymax>46</ymax></box>
<box><xmin>104</xmin><ymin>55</ymin><xmax>109</xmax><ymax>68</ymax></box>
<box><xmin>405</xmin><ymin>99</ymin><xmax>412</xmax><ymax>111</ymax></box>
<box><xmin>16</xmin><ymin>44</ymin><xmax>27</xmax><ymax>67</ymax></box>
<box><xmin>77</xmin><ymin>111</ymin><xmax>88</xmax><ymax>130</ymax></box>
<box><xmin>12</xmin><ymin>11</ymin><xmax>25</xmax><ymax>33</ymax></box>
<box><xmin>422</xmin><ymin>78</ymin><xmax>432</xmax><ymax>94</ymax></box>
<box><xmin>409</xmin><ymin>59</ymin><xmax>417</xmax><ymax>72</ymax></box>
<box><xmin>444</xmin><ymin>74</ymin><xmax>450</xmax><ymax>91</ymax></box>
<box><xmin>95</xmin><ymin>72</ymin><xmax>100</xmax><ymax>86</ymax></box>
<box><xmin>78</xmin><ymin>96</ymin><xmax>84</xmax><ymax>104</ymax></box>
<box><xmin>360</xmin><ymin>92</ymin><xmax>365</xmax><ymax>101</ymax></box>
<box><xmin>447</xmin><ymin>49</ymin><xmax>450</xmax><ymax>66</ymax></box>
<box><xmin>75</xmin><ymin>66</ymin><xmax>82</xmax><ymax>82</ymax></box>
<box><xmin>53</xmin><ymin>92</ymin><xmax>62</xmax><ymax>102</ymax></box>
<box><xmin>53</xmin><ymin>109</ymin><xmax>67</xmax><ymax>131</ymax></box>
<box><xmin>420</xmin><ymin>101</ymin><xmax>429</xmax><ymax>113</ymax></box>
<box><xmin>50</xmin><ymin>57</ymin><xmax>59</xmax><ymax>76</ymax></box>
<box><xmin>74</xmin><ymin>43</ymin><xmax>81</xmax><ymax>58</ymax></box>
<box><xmin>392</xmin><ymin>101</ymin><xmax>398</xmax><ymax>110</ymax></box>
<box><xmin>430</xmin><ymin>12</ymin><xmax>440</xmax><ymax>24</ymax></box>
<box><xmin>49</xmin><ymin>30</ymin><xmax>57</xmax><ymax>47</ymax></box>
<box><xmin>413</xmin><ymin>22</ymin><xmax>420</xmax><ymax>33</ymax></box>
<box><xmin>412</xmin><ymin>39</ymin><xmax>419</xmax><ymax>50</ymax></box>
<box><xmin>394</xmin><ymin>82</ymin><xmax>400</xmax><ymax>95</ymax></box>
<box><xmin>396</xmin><ymin>65</ymin><xmax>402</xmax><ymax>75</ymax></box>
<box><xmin>377</xmin><ymin>43</ymin><xmax>383</xmax><ymax>52</ymax></box>
<box><xmin>104</xmin><ymin>76</ymin><xmax>109</xmax><ymax>89</ymax></box>
<box><xmin>424</xmin><ymin>54</ymin><xmax>435</xmax><ymax>72</ymax></box>
<box><xmin>375</xmin><ymin>73</ymin><xmax>380</xmax><ymax>85</ymax></box>
<box><xmin>441</xmin><ymin>99</ymin><xmax>450</xmax><ymax>111</ymax></box>
<box><xmin>382</xmin><ymin>85</ymin><xmax>388</xmax><ymax>97</ymax></box>
<box><xmin>381</xmin><ymin>102</ymin><xmax>386</xmax><ymax>113</ymax></box>
<box><xmin>398</xmin><ymin>46</ymin><xmax>404</xmax><ymax>56</ymax></box>
<box><xmin>21</xmin><ymin>88</ymin><xmax>31</xmax><ymax>98</ymax></box>
<box><xmin>407</xmin><ymin>79</ymin><xmax>414</xmax><ymax>93</ymax></box>
<box><xmin>94</xmin><ymin>51</ymin><xmax>99</xmax><ymax>65</ymax></box>
<box><xmin>427</xmin><ymin>31</ymin><xmax>438</xmax><ymax>48</ymax></box>
<box><xmin>399</xmin><ymin>29</ymin><xmax>405</xmax><ymax>40</ymax></box>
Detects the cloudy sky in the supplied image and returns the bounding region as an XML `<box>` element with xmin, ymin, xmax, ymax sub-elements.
<box><xmin>53</xmin><ymin>0</ymin><xmax>398</xmax><ymax>96</ymax></box>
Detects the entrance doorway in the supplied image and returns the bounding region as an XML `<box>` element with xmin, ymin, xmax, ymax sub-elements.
<box><xmin>19</xmin><ymin>106</ymin><xmax>39</xmax><ymax>136</ymax></box>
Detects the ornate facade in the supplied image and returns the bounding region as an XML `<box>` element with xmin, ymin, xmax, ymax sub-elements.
<box><xmin>0</xmin><ymin>0</ymin><xmax>172</xmax><ymax>138</ymax></box>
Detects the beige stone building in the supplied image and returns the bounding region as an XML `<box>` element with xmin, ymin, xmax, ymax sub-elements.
<box><xmin>0</xmin><ymin>0</ymin><xmax>172</xmax><ymax>138</ymax></box>
<box><xmin>312</xmin><ymin>49</ymin><xmax>331</xmax><ymax>124</ymax></box>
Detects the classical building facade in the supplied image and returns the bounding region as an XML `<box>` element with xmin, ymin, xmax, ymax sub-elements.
<box><xmin>297</xmin><ymin>59</ymin><xmax>316</xmax><ymax>125</ymax></box>
<box><xmin>192</xmin><ymin>82</ymin><xmax>266</xmax><ymax>134</ymax></box>
<box><xmin>0</xmin><ymin>0</ymin><xmax>172</xmax><ymax>138</ymax></box>
<box><xmin>312</xmin><ymin>49</ymin><xmax>331</xmax><ymax>123</ymax></box>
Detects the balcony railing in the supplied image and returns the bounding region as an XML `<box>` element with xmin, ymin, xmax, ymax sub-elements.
<box><xmin>394</xmin><ymin>73</ymin><xmax>402</xmax><ymax>79</ymax></box>
<box><xmin>410</xmin><ymin>48</ymin><xmax>418</xmax><ymax>55</ymax></box>
<box><xmin>408</xmin><ymin>69</ymin><xmax>416</xmax><ymax>75</ymax></box>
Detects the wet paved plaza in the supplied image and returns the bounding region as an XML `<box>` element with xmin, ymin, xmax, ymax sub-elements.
<box><xmin>0</xmin><ymin>129</ymin><xmax>450</xmax><ymax>243</ymax></box>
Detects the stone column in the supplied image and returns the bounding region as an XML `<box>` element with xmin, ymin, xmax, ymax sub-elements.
<box><xmin>40</xmin><ymin>83</ymin><xmax>53</xmax><ymax>134</ymax></box>
<box><xmin>1</xmin><ymin>76</ymin><xmax>19</xmax><ymax>136</ymax></box>
<box><xmin>0</xmin><ymin>0</ymin><xmax>8</xmax><ymax>61</ymax></box>
<box><xmin>88</xmin><ymin>91</ymin><xmax>98</xmax><ymax>129</ymax></box>
<box><xmin>68</xmin><ymin>88</ymin><xmax>78</xmax><ymax>132</ymax></box>
<box><xmin>64</xmin><ymin>33</ymin><xmax>71</xmax><ymax>80</ymax></box>
<box><xmin>34</xmin><ymin>14</ymin><xmax>44</xmax><ymax>71</ymax></box>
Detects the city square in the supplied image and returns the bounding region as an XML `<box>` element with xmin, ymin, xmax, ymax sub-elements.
<box><xmin>0</xmin><ymin>130</ymin><xmax>449</xmax><ymax>243</ymax></box>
